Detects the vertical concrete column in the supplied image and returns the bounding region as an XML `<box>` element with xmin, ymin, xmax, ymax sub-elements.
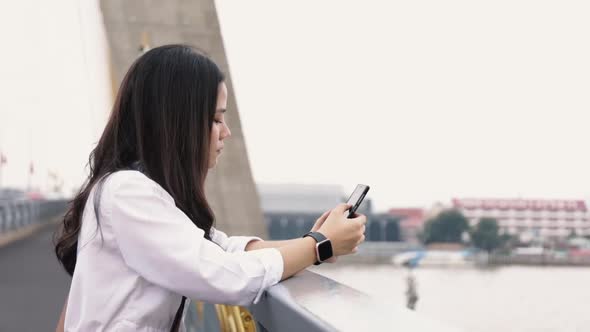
<box><xmin>100</xmin><ymin>0</ymin><xmax>267</xmax><ymax>237</ymax></box>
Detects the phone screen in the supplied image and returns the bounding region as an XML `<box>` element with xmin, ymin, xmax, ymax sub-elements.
<box><xmin>345</xmin><ymin>184</ymin><xmax>370</xmax><ymax>218</ymax></box>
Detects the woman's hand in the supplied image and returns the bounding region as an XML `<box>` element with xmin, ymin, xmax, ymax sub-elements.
<box><xmin>315</xmin><ymin>204</ymin><xmax>367</xmax><ymax>261</ymax></box>
<box><xmin>311</xmin><ymin>210</ymin><xmax>330</xmax><ymax>232</ymax></box>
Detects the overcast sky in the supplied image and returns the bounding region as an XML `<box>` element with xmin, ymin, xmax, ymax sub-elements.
<box><xmin>0</xmin><ymin>0</ymin><xmax>110</xmax><ymax>198</ymax></box>
<box><xmin>0</xmin><ymin>0</ymin><xmax>589</xmax><ymax>212</ymax></box>
<box><xmin>216</xmin><ymin>0</ymin><xmax>590</xmax><ymax>211</ymax></box>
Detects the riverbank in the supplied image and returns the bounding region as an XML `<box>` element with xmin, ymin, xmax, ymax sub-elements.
<box><xmin>488</xmin><ymin>254</ymin><xmax>590</xmax><ymax>267</ymax></box>
<box><xmin>336</xmin><ymin>242</ymin><xmax>590</xmax><ymax>267</ymax></box>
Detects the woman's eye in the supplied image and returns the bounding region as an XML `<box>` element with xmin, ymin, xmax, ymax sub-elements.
<box><xmin>214</xmin><ymin>119</ymin><xmax>223</xmax><ymax>124</ymax></box>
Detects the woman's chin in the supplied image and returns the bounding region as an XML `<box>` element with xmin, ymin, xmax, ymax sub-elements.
<box><xmin>208</xmin><ymin>158</ymin><xmax>219</xmax><ymax>169</ymax></box>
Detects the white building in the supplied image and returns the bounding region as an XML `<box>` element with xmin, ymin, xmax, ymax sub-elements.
<box><xmin>453</xmin><ymin>198</ymin><xmax>590</xmax><ymax>239</ymax></box>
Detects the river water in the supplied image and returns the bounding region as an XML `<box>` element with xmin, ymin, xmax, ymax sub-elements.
<box><xmin>311</xmin><ymin>265</ymin><xmax>590</xmax><ymax>332</ymax></box>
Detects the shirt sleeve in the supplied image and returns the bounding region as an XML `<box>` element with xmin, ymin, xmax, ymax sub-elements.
<box><xmin>104</xmin><ymin>171</ymin><xmax>284</xmax><ymax>306</ymax></box>
<box><xmin>210</xmin><ymin>227</ymin><xmax>263</xmax><ymax>253</ymax></box>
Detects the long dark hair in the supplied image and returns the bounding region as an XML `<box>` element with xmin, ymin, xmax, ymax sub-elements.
<box><xmin>54</xmin><ymin>44</ymin><xmax>225</xmax><ymax>276</ymax></box>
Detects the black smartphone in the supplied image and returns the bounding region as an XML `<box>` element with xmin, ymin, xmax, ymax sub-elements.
<box><xmin>345</xmin><ymin>184</ymin><xmax>370</xmax><ymax>218</ymax></box>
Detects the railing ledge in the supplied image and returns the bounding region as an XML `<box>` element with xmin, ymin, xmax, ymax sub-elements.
<box><xmin>249</xmin><ymin>270</ymin><xmax>461</xmax><ymax>332</ymax></box>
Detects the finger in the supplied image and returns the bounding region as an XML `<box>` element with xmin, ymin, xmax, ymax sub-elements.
<box><xmin>317</xmin><ymin>210</ymin><xmax>331</xmax><ymax>222</ymax></box>
<box><xmin>352</xmin><ymin>246</ymin><xmax>358</xmax><ymax>254</ymax></box>
<box><xmin>357</xmin><ymin>234</ymin><xmax>366</xmax><ymax>245</ymax></box>
<box><xmin>332</xmin><ymin>203</ymin><xmax>352</xmax><ymax>215</ymax></box>
<box><xmin>312</xmin><ymin>210</ymin><xmax>331</xmax><ymax>231</ymax></box>
<box><xmin>352</xmin><ymin>214</ymin><xmax>367</xmax><ymax>225</ymax></box>
<box><xmin>326</xmin><ymin>257</ymin><xmax>338</xmax><ymax>263</ymax></box>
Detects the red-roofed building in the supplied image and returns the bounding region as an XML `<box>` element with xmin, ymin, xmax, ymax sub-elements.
<box><xmin>453</xmin><ymin>198</ymin><xmax>590</xmax><ymax>239</ymax></box>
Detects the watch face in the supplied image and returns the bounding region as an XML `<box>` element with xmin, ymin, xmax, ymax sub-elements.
<box><xmin>317</xmin><ymin>240</ymin><xmax>333</xmax><ymax>261</ymax></box>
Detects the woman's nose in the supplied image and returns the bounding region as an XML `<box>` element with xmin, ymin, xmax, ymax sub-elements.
<box><xmin>223</xmin><ymin>123</ymin><xmax>231</xmax><ymax>139</ymax></box>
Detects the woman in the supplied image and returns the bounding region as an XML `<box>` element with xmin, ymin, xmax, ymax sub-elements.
<box><xmin>54</xmin><ymin>44</ymin><xmax>366</xmax><ymax>331</ymax></box>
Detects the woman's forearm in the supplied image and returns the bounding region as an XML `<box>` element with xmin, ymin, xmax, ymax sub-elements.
<box><xmin>245</xmin><ymin>238</ymin><xmax>317</xmax><ymax>280</ymax></box>
<box><xmin>276</xmin><ymin>237</ymin><xmax>317</xmax><ymax>280</ymax></box>
<box><xmin>245</xmin><ymin>239</ymin><xmax>299</xmax><ymax>251</ymax></box>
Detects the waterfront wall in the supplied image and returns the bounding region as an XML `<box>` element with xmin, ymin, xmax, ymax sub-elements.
<box><xmin>489</xmin><ymin>254</ymin><xmax>590</xmax><ymax>267</ymax></box>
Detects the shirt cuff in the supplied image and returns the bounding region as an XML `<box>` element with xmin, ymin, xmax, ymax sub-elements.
<box><xmin>225</xmin><ymin>236</ymin><xmax>263</xmax><ymax>253</ymax></box>
<box><xmin>247</xmin><ymin>248</ymin><xmax>284</xmax><ymax>304</ymax></box>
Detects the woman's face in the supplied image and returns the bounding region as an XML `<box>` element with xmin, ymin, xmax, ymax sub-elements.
<box><xmin>208</xmin><ymin>82</ymin><xmax>231</xmax><ymax>168</ymax></box>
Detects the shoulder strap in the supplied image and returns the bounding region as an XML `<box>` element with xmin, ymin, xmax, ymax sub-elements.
<box><xmin>170</xmin><ymin>296</ymin><xmax>187</xmax><ymax>332</ymax></box>
<box><xmin>128</xmin><ymin>162</ymin><xmax>188</xmax><ymax>332</ymax></box>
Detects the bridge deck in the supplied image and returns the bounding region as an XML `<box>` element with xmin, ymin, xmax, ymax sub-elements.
<box><xmin>0</xmin><ymin>223</ymin><xmax>70</xmax><ymax>331</ymax></box>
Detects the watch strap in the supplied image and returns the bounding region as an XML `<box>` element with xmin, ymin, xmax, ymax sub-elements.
<box><xmin>303</xmin><ymin>231</ymin><xmax>327</xmax><ymax>243</ymax></box>
<box><xmin>303</xmin><ymin>231</ymin><xmax>330</xmax><ymax>265</ymax></box>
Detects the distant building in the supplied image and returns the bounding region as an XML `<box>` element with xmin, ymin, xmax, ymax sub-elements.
<box><xmin>258</xmin><ymin>184</ymin><xmax>345</xmax><ymax>215</ymax></box>
<box><xmin>367</xmin><ymin>213</ymin><xmax>402</xmax><ymax>242</ymax></box>
<box><xmin>389</xmin><ymin>208</ymin><xmax>425</xmax><ymax>244</ymax></box>
<box><xmin>257</xmin><ymin>184</ymin><xmax>400</xmax><ymax>241</ymax></box>
<box><xmin>257</xmin><ymin>183</ymin><xmax>343</xmax><ymax>240</ymax></box>
<box><xmin>452</xmin><ymin>198</ymin><xmax>590</xmax><ymax>239</ymax></box>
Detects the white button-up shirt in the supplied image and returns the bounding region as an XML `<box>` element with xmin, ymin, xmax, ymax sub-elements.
<box><xmin>64</xmin><ymin>170</ymin><xmax>284</xmax><ymax>332</ymax></box>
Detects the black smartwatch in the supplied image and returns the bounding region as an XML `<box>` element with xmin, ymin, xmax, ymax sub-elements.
<box><xmin>302</xmin><ymin>231</ymin><xmax>334</xmax><ymax>265</ymax></box>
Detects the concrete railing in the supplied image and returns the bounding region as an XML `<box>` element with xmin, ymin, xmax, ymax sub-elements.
<box><xmin>0</xmin><ymin>198</ymin><xmax>68</xmax><ymax>233</ymax></box>
<box><xmin>184</xmin><ymin>270</ymin><xmax>459</xmax><ymax>332</ymax></box>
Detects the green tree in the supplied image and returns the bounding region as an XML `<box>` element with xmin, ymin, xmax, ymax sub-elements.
<box><xmin>422</xmin><ymin>209</ymin><xmax>469</xmax><ymax>244</ymax></box>
<box><xmin>471</xmin><ymin>217</ymin><xmax>501</xmax><ymax>252</ymax></box>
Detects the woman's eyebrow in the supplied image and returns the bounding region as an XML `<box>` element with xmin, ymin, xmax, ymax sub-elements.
<box><xmin>216</xmin><ymin>108</ymin><xmax>226</xmax><ymax>113</ymax></box>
